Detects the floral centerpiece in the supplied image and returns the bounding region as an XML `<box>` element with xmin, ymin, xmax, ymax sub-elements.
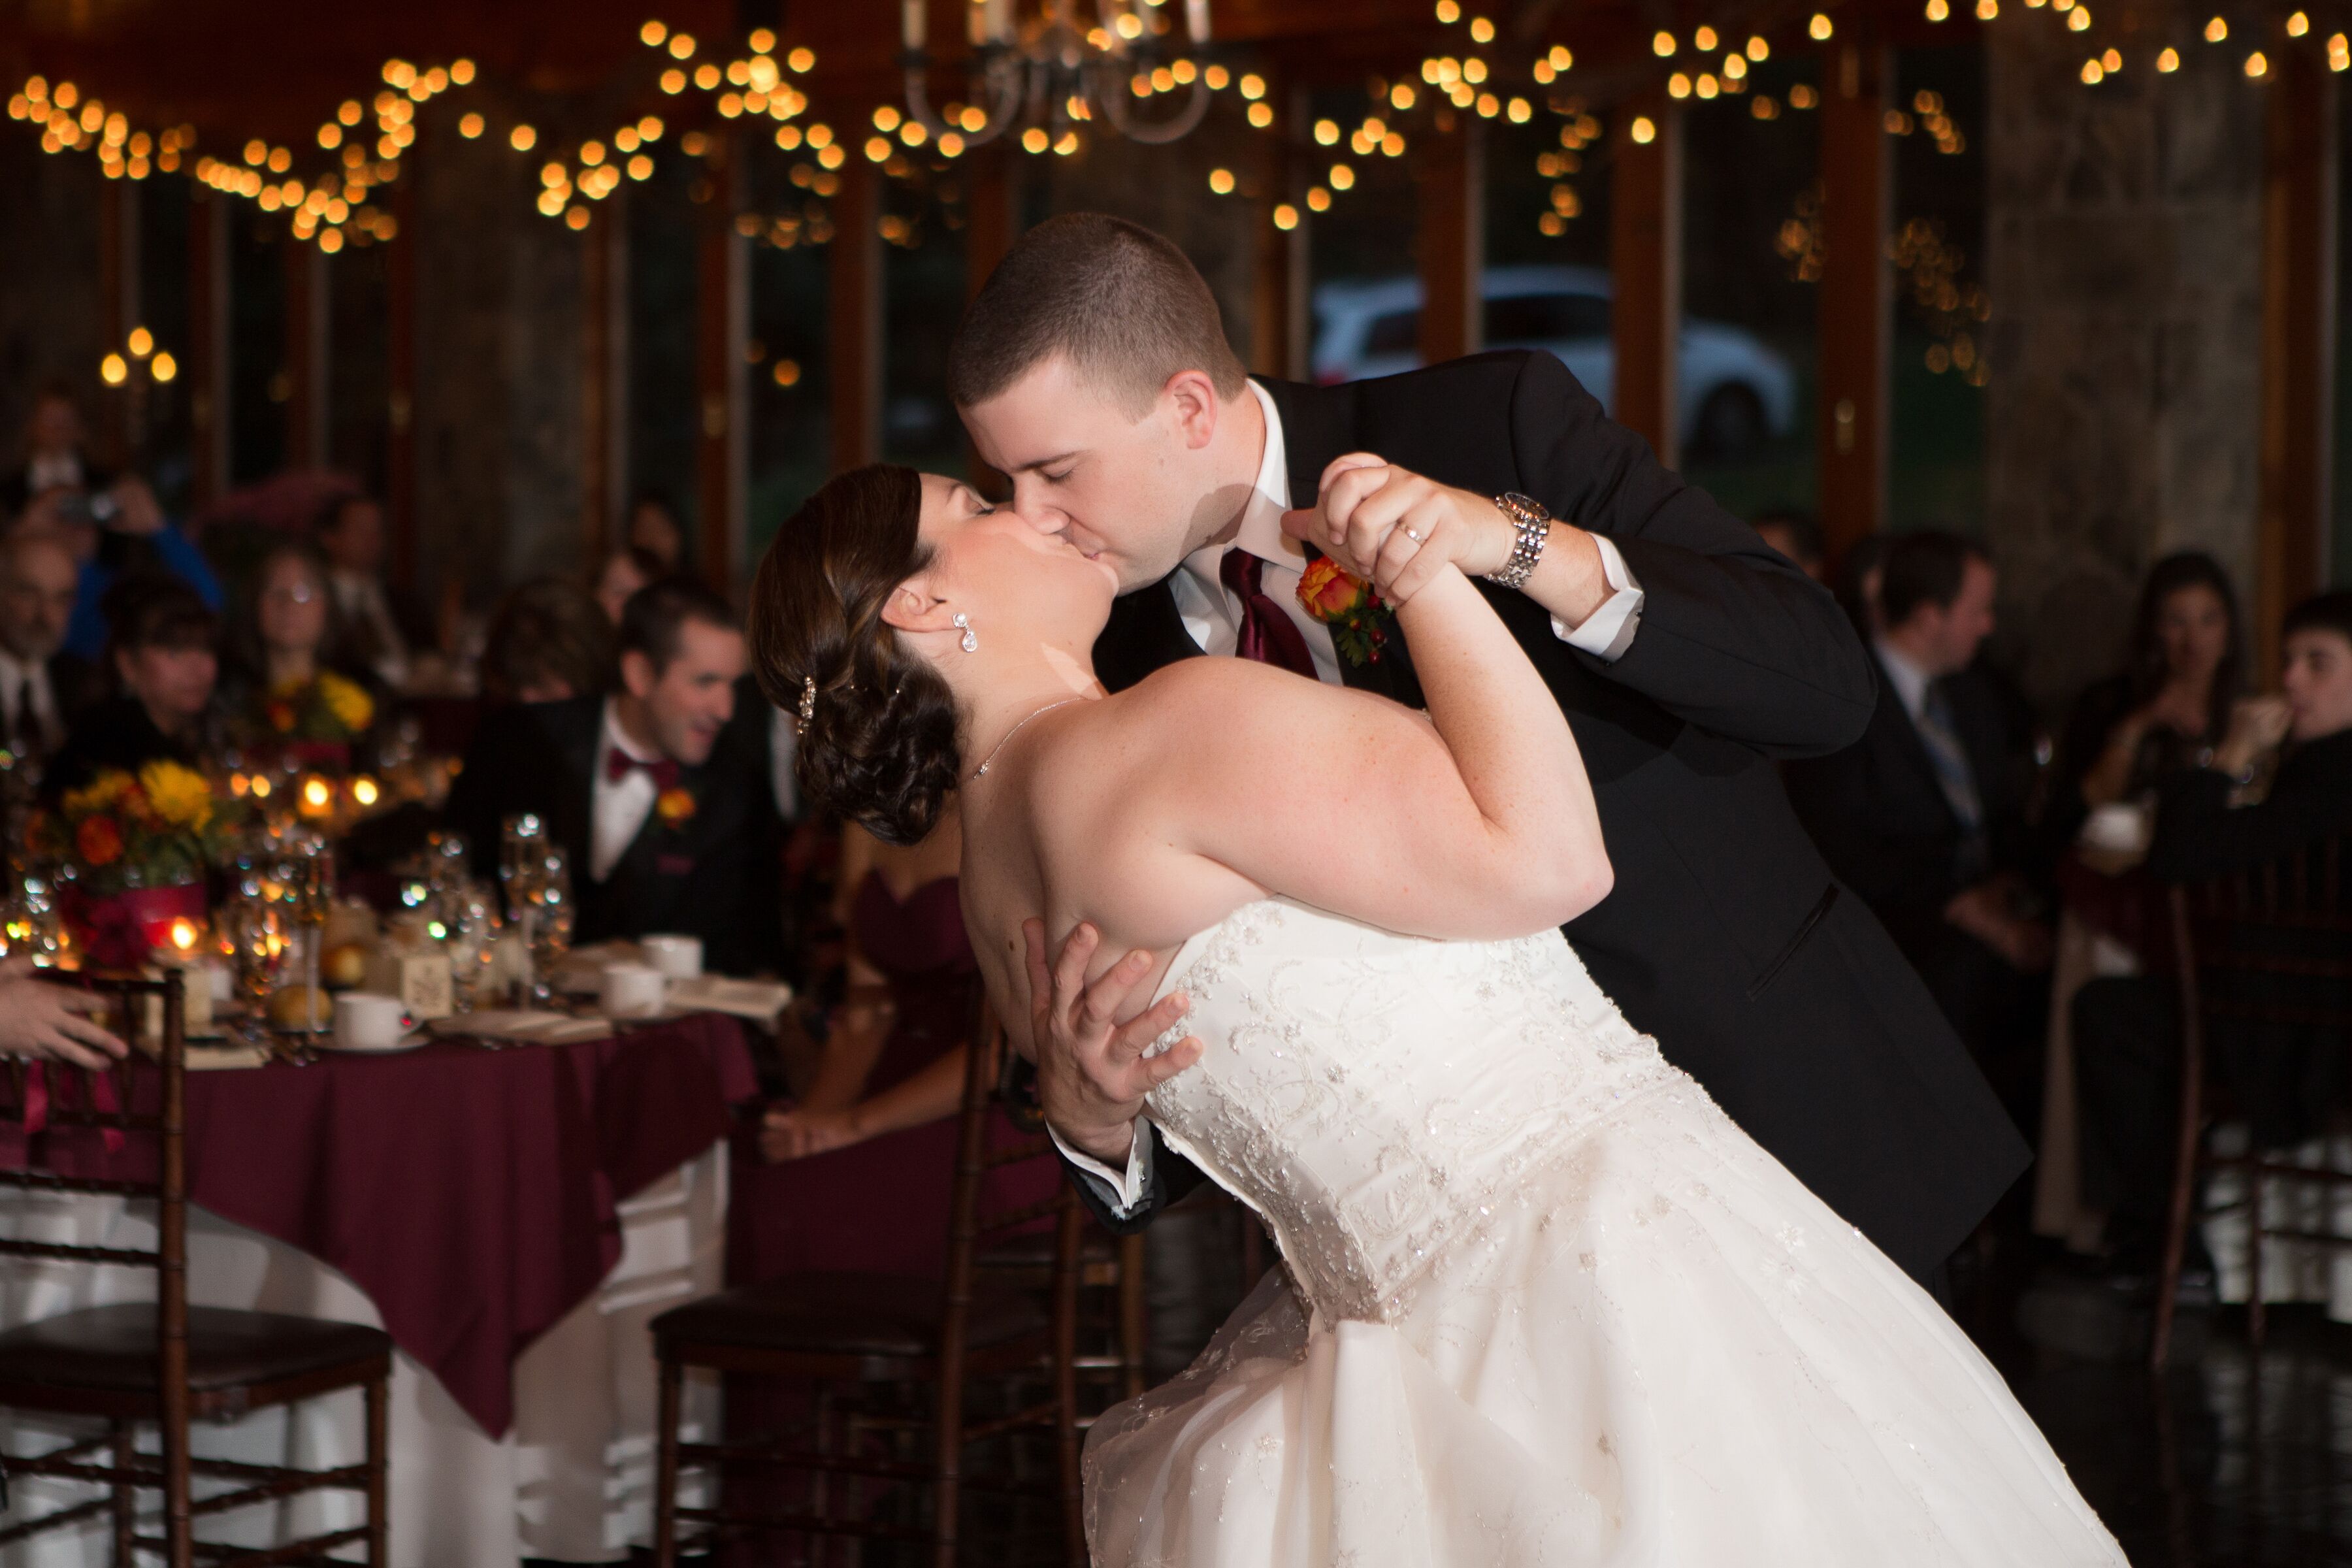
<box><xmin>29</xmin><ymin>760</ymin><xmax>237</xmax><ymax>967</ymax></box>
<box><xmin>256</xmin><ymin>670</ymin><xmax>375</xmax><ymax>770</ymax></box>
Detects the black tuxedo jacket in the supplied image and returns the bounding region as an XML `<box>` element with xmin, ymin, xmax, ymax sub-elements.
<box><xmin>445</xmin><ymin>694</ymin><xmax>784</xmax><ymax>977</ymax></box>
<box><xmin>1782</xmin><ymin>656</ymin><xmax>2029</xmax><ymax>960</ymax></box>
<box><xmin>1072</xmin><ymin>351</ymin><xmax>2027</xmax><ymax>1282</ymax></box>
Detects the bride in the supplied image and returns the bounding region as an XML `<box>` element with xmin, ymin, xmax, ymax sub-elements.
<box><xmin>749</xmin><ymin>463</ymin><xmax>2123</xmax><ymax>1565</ymax></box>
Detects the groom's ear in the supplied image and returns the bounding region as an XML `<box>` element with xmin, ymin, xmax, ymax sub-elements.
<box><xmin>1163</xmin><ymin>369</ymin><xmax>1222</xmax><ymax>451</ymax></box>
<box><xmin>880</xmin><ymin>581</ymin><xmax>960</xmax><ymax>637</ymax></box>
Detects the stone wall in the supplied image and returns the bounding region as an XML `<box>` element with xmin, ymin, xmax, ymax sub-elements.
<box><xmin>1984</xmin><ymin>16</ymin><xmax>2265</xmax><ymax>713</ymax></box>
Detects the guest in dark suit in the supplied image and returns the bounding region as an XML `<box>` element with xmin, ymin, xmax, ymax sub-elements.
<box><xmin>1785</xmin><ymin>532</ymin><xmax>2051</xmax><ymax>1122</ymax></box>
<box><xmin>43</xmin><ymin>574</ymin><xmax>220</xmax><ymax>800</ymax></box>
<box><xmin>316</xmin><ymin>495</ymin><xmax>427</xmax><ymax>693</ymax></box>
<box><xmin>0</xmin><ymin>387</ymin><xmax>112</xmax><ymax>521</ymax></box>
<box><xmin>446</xmin><ymin>577</ymin><xmax>783</xmax><ymax>977</ymax></box>
<box><xmin>0</xmin><ymin>531</ymin><xmax>99</xmax><ymax>773</ymax></box>
<box><xmin>954</xmin><ymin>214</ymin><xmax>2024</xmax><ymax>1288</ymax></box>
<box><xmin>2074</xmin><ymin>591</ymin><xmax>2352</xmax><ymax>1286</ymax></box>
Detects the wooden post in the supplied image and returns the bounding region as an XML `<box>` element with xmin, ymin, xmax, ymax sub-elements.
<box><xmin>829</xmin><ymin>157</ymin><xmax>884</xmax><ymax>474</ymax></box>
<box><xmin>1251</xmin><ymin>87</ymin><xmax>1311</xmax><ymax>381</ymax></box>
<box><xmin>695</xmin><ymin>134</ymin><xmax>750</xmax><ymax>590</ymax></box>
<box><xmin>1817</xmin><ymin>37</ymin><xmax>1892</xmax><ymax>559</ymax></box>
<box><xmin>284</xmin><ymin>239</ymin><xmax>329</xmax><ymax>470</ymax></box>
<box><xmin>96</xmin><ymin>182</ymin><xmax>138</xmax><ymax>463</ymax></box>
<box><xmin>583</xmin><ymin>189</ymin><xmax>630</xmax><ymax>564</ymax></box>
<box><xmin>385</xmin><ymin>178</ymin><xmax>419</xmax><ymax>589</ymax></box>
<box><xmin>2257</xmin><ymin>52</ymin><xmax>2338</xmax><ymax>669</ymax></box>
<box><xmin>1417</xmin><ymin>109</ymin><xmax>1482</xmax><ymax>365</ymax></box>
<box><xmin>1610</xmin><ymin>90</ymin><xmax>1681</xmax><ymax>465</ymax></box>
<box><xmin>187</xmin><ymin>190</ymin><xmax>231</xmax><ymax>508</ymax></box>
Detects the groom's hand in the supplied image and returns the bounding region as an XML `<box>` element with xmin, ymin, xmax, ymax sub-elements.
<box><xmin>1022</xmin><ymin>919</ymin><xmax>1203</xmax><ymax>1166</ymax></box>
<box><xmin>1282</xmin><ymin>455</ymin><xmax>1515</xmax><ymax>604</ymax></box>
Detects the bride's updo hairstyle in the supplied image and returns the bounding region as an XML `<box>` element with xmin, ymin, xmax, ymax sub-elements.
<box><xmin>748</xmin><ymin>464</ymin><xmax>961</xmax><ymax>845</ymax></box>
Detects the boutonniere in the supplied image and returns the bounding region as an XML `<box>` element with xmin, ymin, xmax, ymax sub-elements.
<box><xmin>1296</xmin><ymin>555</ymin><xmax>1397</xmax><ymax>668</ymax></box>
<box><xmin>655</xmin><ymin>785</ymin><xmax>698</xmax><ymax>829</ymax></box>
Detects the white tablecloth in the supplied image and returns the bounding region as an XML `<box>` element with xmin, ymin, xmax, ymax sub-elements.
<box><xmin>0</xmin><ymin>1146</ymin><xmax>726</xmax><ymax>1566</ymax></box>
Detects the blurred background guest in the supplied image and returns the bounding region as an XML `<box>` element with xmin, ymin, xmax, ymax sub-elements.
<box><xmin>479</xmin><ymin>577</ymin><xmax>615</xmax><ymax>706</ymax></box>
<box><xmin>44</xmin><ymin>574</ymin><xmax>220</xmax><ymax>798</ymax></box>
<box><xmin>0</xmin><ymin>958</ymin><xmax>127</xmax><ymax>1068</ymax></box>
<box><xmin>2051</xmin><ymin>551</ymin><xmax>2244</xmax><ymax>843</ymax></box>
<box><xmin>448</xmin><ymin>577</ymin><xmax>781</xmax><ymax>975</ymax></box>
<box><xmin>592</xmin><ymin>545</ymin><xmax>664</xmax><ymax>626</ymax></box>
<box><xmin>17</xmin><ymin>473</ymin><xmax>220</xmax><ymax>663</ymax></box>
<box><xmin>0</xmin><ymin>530</ymin><xmax>95</xmax><ymax>767</ymax></box>
<box><xmin>220</xmin><ymin>538</ymin><xmax>370</xmax><ymax>715</ymax></box>
<box><xmin>315</xmin><ymin>494</ymin><xmax>421</xmax><ymax>692</ymax></box>
<box><xmin>0</xmin><ymin>385</ymin><xmax>112</xmax><ymax>516</ymax></box>
<box><xmin>1833</xmin><ymin>530</ymin><xmax>1893</xmax><ymax>640</ymax></box>
<box><xmin>1787</xmin><ymin>530</ymin><xmax>2051</xmax><ymax>1122</ymax></box>
<box><xmin>625</xmin><ymin>493</ymin><xmax>685</xmax><ymax>571</ymax></box>
<box><xmin>2071</xmin><ymin>591</ymin><xmax>2352</xmax><ymax>1291</ymax></box>
<box><xmin>1751</xmin><ymin>506</ymin><xmax>1826</xmax><ymax>583</ymax></box>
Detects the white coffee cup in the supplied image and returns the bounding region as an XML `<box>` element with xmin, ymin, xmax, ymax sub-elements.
<box><xmin>602</xmin><ymin>962</ymin><xmax>667</xmax><ymax>1019</ymax></box>
<box><xmin>640</xmin><ymin>934</ymin><xmax>704</xmax><ymax>980</ymax></box>
<box><xmin>334</xmin><ymin>992</ymin><xmax>411</xmax><ymax>1052</ymax></box>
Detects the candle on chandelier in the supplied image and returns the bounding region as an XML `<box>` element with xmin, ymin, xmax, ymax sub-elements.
<box><xmin>903</xmin><ymin>0</ymin><xmax>926</xmax><ymax>50</ymax></box>
<box><xmin>1188</xmin><ymin>0</ymin><xmax>1211</xmax><ymax>43</ymax></box>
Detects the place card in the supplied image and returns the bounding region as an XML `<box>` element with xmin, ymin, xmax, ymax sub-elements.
<box><xmin>365</xmin><ymin>949</ymin><xmax>455</xmax><ymax>1021</ymax></box>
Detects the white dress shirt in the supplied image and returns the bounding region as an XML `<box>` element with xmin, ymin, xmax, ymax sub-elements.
<box><xmin>25</xmin><ymin>452</ymin><xmax>84</xmax><ymax>496</ymax></box>
<box><xmin>1051</xmin><ymin>384</ymin><xmax>1649</xmax><ymax>1211</ymax></box>
<box><xmin>590</xmin><ymin>700</ymin><xmax>664</xmax><ymax>883</ymax></box>
<box><xmin>0</xmin><ymin>649</ymin><xmax>62</xmax><ymax>754</ymax></box>
<box><xmin>1872</xmin><ymin>638</ymin><xmax>1934</xmax><ymax>725</ymax></box>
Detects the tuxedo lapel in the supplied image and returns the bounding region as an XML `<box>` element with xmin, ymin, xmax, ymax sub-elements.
<box><xmin>1094</xmin><ymin>580</ymin><xmax>1205</xmax><ymax>694</ymax></box>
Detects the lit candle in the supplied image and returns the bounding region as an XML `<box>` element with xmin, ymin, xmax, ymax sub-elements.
<box><xmin>985</xmin><ymin>0</ymin><xmax>1013</xmax><ymax>44</ymax></box>
<box><xmin>903</xmin><ymin>0</ymin><xmax>926</xmax><ymax>49</ymax></box>
<box><xmin>351</xmin><ymin>775</ymin><xmax>380</xmax><ymax>808</ymax></box>
<box><xmin>968</xmin><ymin>0</ymin><xmax>988</xmax><ymax>46</ymax></box>
<box><xmin>1187</xmin><ymin>0</ymin><xmax>1211</xmax><ymax>44</ymax></box>
<box><xmin>299</xmin><ymin>775</ymin><xmax>334</xmax><ymax>819</ymax></box>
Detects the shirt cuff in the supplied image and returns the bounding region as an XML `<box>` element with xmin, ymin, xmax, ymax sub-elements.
<box><xmin>1549</xmin><ymin>533</ymin><xmax>1645</xmax><ymax>662</ymax></box>
<box><xmin>1049</xmin><ymin>1118</ymin><xmax>1152</xmax><ymax>1216</ymax></box>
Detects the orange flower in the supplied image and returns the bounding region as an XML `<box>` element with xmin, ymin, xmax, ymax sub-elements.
<box><xmin>1297</xmin><ymin>555</ymin><xmax>1369</xmax><ymax>622</ymax></box>
<box><xmin>76</xmin><ymin>815</ymin><xmax>124</xmax><ymax>867</ymax></box>
<box><xmin>655</xmin><ymin>787</ymin><xmax>697</xmax><ymax>826</ymax></box>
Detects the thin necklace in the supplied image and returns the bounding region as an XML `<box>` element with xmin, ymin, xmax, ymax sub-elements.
<box><xmin>968</xmin><ymin>696</ymin><xmax>1088</xmax><ymax>781</ymax></box>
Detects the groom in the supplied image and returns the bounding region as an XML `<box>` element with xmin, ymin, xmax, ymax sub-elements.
<box><xmin>955</xmin><ymin>214</ymin><xmax>2025</xmax><ymax>1287</ymax></box>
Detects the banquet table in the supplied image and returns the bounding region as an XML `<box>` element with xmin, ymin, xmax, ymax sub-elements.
<box><xmin>0</xmin><ymin>1013</ymin><xmax>759</xmax><ymax>1567</ymax></box>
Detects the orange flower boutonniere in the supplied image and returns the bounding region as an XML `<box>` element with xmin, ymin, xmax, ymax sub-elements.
<box><xmin>1295</xmin><ymin>555</ymin><xmax>1396</xmax><ymax>668</ymax></box>
<box><xmin>655</xmin><ymin>786</ymin><xmax>698</xmax><ymax>828</ymax></box>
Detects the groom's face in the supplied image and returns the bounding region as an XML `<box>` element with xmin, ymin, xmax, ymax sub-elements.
<box><xmin>961</xmin><ymin>354</ymin><xmax>1217</xmax><ymax>593</ymax></box>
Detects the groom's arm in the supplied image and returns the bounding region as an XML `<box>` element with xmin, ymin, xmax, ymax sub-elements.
<box><xmin>1051</xmin><ymin>1121</ymin><xmax>1211</xmax><ymax>1235</ymax></box>
<box><xmin>1501</xmin><ymin>351</ymin><xmax>1877</xmax><ymax>759</ymax></box>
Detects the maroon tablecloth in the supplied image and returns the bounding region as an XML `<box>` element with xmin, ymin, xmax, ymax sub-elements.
<box><xmin>0</xmin><ymin>1014</ymin><xmax>757</xmax><ymax>1437</ymax></box>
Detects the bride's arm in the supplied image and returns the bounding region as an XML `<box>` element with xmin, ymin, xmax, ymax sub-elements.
<box><xmin>1097</xmin><ymin>561</ymin><xmax>1610</xmax><ymax>942</ymax></box>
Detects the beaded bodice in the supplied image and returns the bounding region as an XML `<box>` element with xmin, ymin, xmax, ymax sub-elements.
<box><xmin>1145</xmin><ymin>898</ymin><xmax>1685</xmax><ymax>1323</ymax></box>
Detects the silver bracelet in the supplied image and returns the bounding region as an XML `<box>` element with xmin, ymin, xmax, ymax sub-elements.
<box><xmin>1485</xmin><ymin>492</ymin><xmax>1550</xmax><ymax>591</ymax></box>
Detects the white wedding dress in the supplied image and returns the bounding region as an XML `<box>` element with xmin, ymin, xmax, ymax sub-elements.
<box><xmin>1084</xmin><ymin>898</ymin><xmax>2124</xmax><ymax>1567</ymax></box>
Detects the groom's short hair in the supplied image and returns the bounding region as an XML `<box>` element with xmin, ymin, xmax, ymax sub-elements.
<box><xmin>947</xmin><ymin>213</ymin><xmax>1248</xmax><ymax>417</ymax></box>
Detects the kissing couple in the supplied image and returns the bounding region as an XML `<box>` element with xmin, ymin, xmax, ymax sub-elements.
<box><xmin>747</xmin><ymin>214</ymin><xmax>2119</xmax><ymax>1565</ymax></box>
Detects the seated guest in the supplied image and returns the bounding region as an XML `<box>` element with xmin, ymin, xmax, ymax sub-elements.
<box><xmin>626</xmin><ymin>493</ymin><xmax>686</xmax><ymax>570</ymax></box>
<box><xmin>1751</xmin><ymin>507</ymin><xmax>1826</xmax><ymax>583</ymax></box>
<box><xmin>1</xmin><ymin>385</ymin><xmax>112</xmax><ymax>518</ymax></box>
<box><xmin>447</xmin><ymin>578</ymin><xmax>782</xmax><ymax>975</ymax></box>
<box><xmin>2074</xmin><ymin>591</ymin><xmax>2352</xmax><ymax>1288</ymax></box>
<box><xmin>0</xmin><ymin>531</ymin><xmax>99</xmax><ymax>769</ymax></box>
<box><xmin>315</xmin><ymin>494</ymin><xmax>420</xmax><ymax>691</ymax></box>
<box><xmin>480</xmin><ymin>578</ymin><xmax>613</xmax><ymax>706</ymax></box>
<box><xmin>219</xmin><ymin>539</ymin><xmax>374</xmax><ymax>723</ymax></box>
<box><xmin>1785</xmin><ymin>531</ymin><xmax>2050</xmax><ymax>1114</ymax></box>
<box><xmin>2052</xmin><ymin>551</ymin><xmax>2244</xmax><ymax>842</ymax></box>
<box><xmin>17</xmin><ymin>474</ymin><xmax>221</xmax><ymax>663</ymax></box>
<box><xmin>591</xmin><ymin>545</ymin><xmax>663</xmax><ymax>627</ymax></box>
<box><xmin>44</xmin><ymin>574</ymin><xmax>220</xmax><ymax>799</ymax></box>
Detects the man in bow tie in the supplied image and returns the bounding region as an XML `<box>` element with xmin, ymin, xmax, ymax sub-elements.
<box><xmin>449</xmin><ymin>577</ymin><xmax>784</xmax><ymax>975</ymax></box>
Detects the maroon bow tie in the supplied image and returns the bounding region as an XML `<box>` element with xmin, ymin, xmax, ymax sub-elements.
<box><xmin>605</xmin><ymin>747</ymin><xmax>680</xmax><ymax>791</ymax></box>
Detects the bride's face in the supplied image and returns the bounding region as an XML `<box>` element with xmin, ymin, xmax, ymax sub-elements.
<box><xmin>911</xmin><ymin>471</ymin><xmax>1119</xmax><ymax>650</ymax></box>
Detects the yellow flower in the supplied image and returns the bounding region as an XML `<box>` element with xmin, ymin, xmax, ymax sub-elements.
<box><xmin>316</xmin><ymin>672</ymin><xmax>375</xmax><ymax>734</ymax></box>
<box><xmin>63</xmin><ymin>772</ymin><xmax>134</xmax><ymax>819</ymax></box>
<box><xmin>138</xmin><ymin>760</ymin><xmax>214</xmax><ymax>832</ymax></box>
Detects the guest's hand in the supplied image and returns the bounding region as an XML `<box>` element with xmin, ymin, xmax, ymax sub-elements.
<box><xmin>2213</xmin><ymin>695</ymin><xmax>2292</xmax><ymax>778</ymax></box>
<box><xmin>104</xmin><ymin>477</ymin><xmax>165</xmax><ymax>536</ymax></box>
<box><xmin>0</xmin><ymin>962</ymin><xmax>129</xmax><ymax>1070</ymax></box>
<box><xmin>761</xmin><ymin>1103</ymin><xmax>860</xmax><ymax>1162</ymax></box>
<box><xmin>2138</xmin><ymin>682</ymin><xmax>2210</xmax><ymax>738</ymax></box>
<box><xmin>1021</xmin><ymin>919</ymin><xmax>1200</xmax><ymax>1167</ymax></box>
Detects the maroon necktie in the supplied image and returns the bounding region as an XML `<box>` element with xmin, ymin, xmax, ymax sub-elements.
<box><xmin>1218</xmin><ymin>549</ymin><xmax>1317</xmax><ymax>679</ymax></box>
<box><xmin>605</xmin><ymin>747</ymin><xmax>680</xmax><ymax>791</ymax></box>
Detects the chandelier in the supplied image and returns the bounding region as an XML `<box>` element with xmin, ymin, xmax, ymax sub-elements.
<box><xmin>900</xmin><ymin>0</ymin><xmax>1215</xmax><ymax>149</ymax></box>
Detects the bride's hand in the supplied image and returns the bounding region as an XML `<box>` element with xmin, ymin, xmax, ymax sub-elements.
<box><xmin>1281</xmin><ymin>454</ymin><xmax>1515</xmax><ymax>605</ymax></box>
<box><xmin>1022</xmin><ymin>919</ymin><xmax>1203</xmax><ymax>1166</ymax></box>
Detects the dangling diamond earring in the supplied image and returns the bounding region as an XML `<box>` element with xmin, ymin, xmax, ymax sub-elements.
<box><xmin>953</xmin><ymin>613</ymin><xmax>977</xmax><ymax>654</ymax></box>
